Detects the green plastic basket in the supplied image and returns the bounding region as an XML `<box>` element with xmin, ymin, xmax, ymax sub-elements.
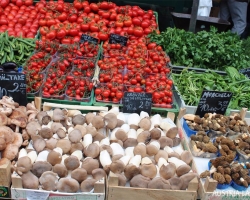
<box><xmin>154</xmin><ymin>11</ymin><xmax>159</xmax><ymax>29</ymax></box>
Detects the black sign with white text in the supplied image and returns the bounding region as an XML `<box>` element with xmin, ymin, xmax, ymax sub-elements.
<box><xmin>109</xmin><ymin>33</ymin><xmax>128</xmax><ymax>46</ymax></box>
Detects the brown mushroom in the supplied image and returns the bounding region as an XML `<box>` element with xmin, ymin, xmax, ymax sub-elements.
<box><xmin>169</xmin><ymin>177</ymin><xmax>183</xmax><ymax>190</ymax></box>
<box><xmin>72</xmin><ymin>114</ymin><xmax>85</xmax><ymax>125</ymax></box>
<box><xmin>56</xmin><ymin>139</ymin><xmax>71</xmax><ymax>154</ymax></box>
<box><xmin>57</xmin><ymin>178</ymin><xmax>79</xmax><ymax>193</ymax></box>
<box><xmin>39</xmin><ymin>171</ymin><xmax>59</xmax><ymax>191</ymax></box>
<box><xmin>53</xmin><ymin>164</ymin><xmax>68</xmax><ymax>178</ymax></box>
<box><xmin>80</xmin><ymin>178</ymin><xmax>96</xmax><ymax>192</ymax></box>
<box><xmin>32</xmin><ymin>161</ymin><xmax>53</xmax><ymax>178</ymax></box>
<box><xmin>16</xmin><ymin>156</ymin><xmax>32</xmax><ymax>175</ymax></box>
<box><xmin>81</xmin><ymin>157</ymin><xmax>99</xmax><ymax>174</ymax></box>
<box><xmin>138</xmin><ymin>117</ymin><xmax>151</xmax><ymax>130</ymax></box>
<box><xmin>68</xmin><ymin>129</ymin><xmax>82</xmax><ymax>143</ymax></box>
<box><xmin>39</xmin><ymin>127</ymin><xmax>53</xmax><ymax>139</ymax></box>
<box><xmin>71</xmin><ymin>168</ymin><xmax>87</xmax><ymax>183</ymax></box>
<box><xmin>92</xmin><ymin>168</ymin><xmax>106</xmax><ymax>181</ymax></box>
<box><xmin>64</xmin><ymin>155</ymin><xmax>80</xmax><ymax>171</ymax></box>
<box><xmin>124</xmin><ymin>155</ymin><xmax>141</xmax><ymax>180</ymax></box>
<box><xmin>21</xmin><ymin>171</ymin><xmax>39</xmax><ymax>189</ymax></box>
<box><xmin>91</xmin><ymin>115</ymin><xmax>105</xmax><ymax>129</ymax></box>
<box><xmin>104</xmin><ymin>113</ymin><xmax>117</xmax><ymax>129</ymax></box>
<box><xmin>140</xmin><ymin>157</ymin><xmax>157</xmax><ymax>179</ymax></box>
<box><xmin>130</xmin><ymin>174</ymin><xmax>150</xmax><ymax>188</ymax></box>
<box><xmin>148</xmin><ymin>177</ymin><xmax>171</xmax><ymax>189</ymax></box>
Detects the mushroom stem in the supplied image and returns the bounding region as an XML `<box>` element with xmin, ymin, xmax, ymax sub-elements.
<box><xmin>110</xmin><ymin>143</ymin><xmax>124</xmax><ymax>156</ymax></box>
<box><xmin>129</xmin><ymin>155</ymin><xmax>141</xmax><ymax>167</ymax></box>
<box><xmin>100</xmin><ymin>137</ymin><xmax>110</xmax><ymax>146</ymax></box>
<box><xmin>168</xmin><ymin>157</ymin><xmax>187</xmax><ymax>168</ymax></box>
<box><xmin>100</xmin><ymin>150</ymin><xmax>112</xmax><ymax>167</ymax></box>
<box><xmin>125</xmin><ymin>147</ymin><xmax>134</xmax><ymax>158</ymax></box>
<box><xmin>83</xmin><ymin>134</ymin><xmax>92</xmax><ymax>148</ymax></box>
<box><xmin>119</xmin><ymin>155</ymin><xmax>130</xmax><ymax>166</ymax></box>
<box><xmin>158</xmin><ymin>158</ymin><xmax>168</xmax><ymax>169</ymax></box>
<box><xmin>35</xmin><ymin>150</ymin><xmax>49</xmax><ymax>162</ymax></box>
<box><xmin>18</xmin><ymin>148</ymin><xmax>27</xmax><ymax>159</ymax></box>
<box><xmin>71</xmin><ymin>150</ymin><xmax>83</xmax><ymax>161</ymax></box>
<box><xmin>27</xmin><ymin>151</ymin><xmax>37</xmax><ymax>164</ymax></box>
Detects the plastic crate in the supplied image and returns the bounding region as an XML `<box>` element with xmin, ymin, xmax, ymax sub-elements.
<box><xmin>27</xmin><ymin>89</ymin><xmax>94</xmax><ymax>106</ymax></box>
<box><xmin>154</xmin><ymin>11</ymin><xmax>159</xmax><ymax>28</ymax></box>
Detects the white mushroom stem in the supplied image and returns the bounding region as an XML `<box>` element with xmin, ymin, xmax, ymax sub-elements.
<box><xmin>140</xmin><ymin>111</ymin><xmax>149</xmax><ymax>119</ymax></box>
<box><xmin>117</xmin><ymin>112</ymin><xmax>126</xmax><ymax>123</ymax></box>
<box><xmin>168</xmin><ymin>157</ymin><xmax>187</xmax><ymax>168</ymax></box>
<box><xmin>141</xmin><ymin>157</ymin><xmax>153</xmax><ymax>165</ymax></box>
<box><xmin>160</xmin><ymin>129</ymin><xmax>165</xmax><ymax>137</ymax></box>
<box><xmin>136</xmin><ymin>129</ymin><xmax>144</xmax><ymax>136</ymax></box>
<box><xmin>158</xmin><ymin>157</ymin><xmax>169</xmax><ymax>169</ymax></box>
<box><xmin>61</xmin><ymin>155</ymin><xmax>69</xmax><ymax>165</ymax></box>
<box><xmin>110</xmin><ymin>128</ymin><xmax>119</xmax><ymax>140</ymax></box>
<box><xmin>46</xmin><ymin>110</ymin><xmax>53</xmax><ymax>118</ymax></box>
<box><xmin>100</xmin><ymin>137</ymin><xmax>110</xmax><ymax>146</ymax></box>
<box><xmin>150</xmin><ymin>141</ymin><xmax>160</xmax><ymax>150</ymax></box>
<box><xmin>53</xmin><ymin>147</ymin><xmax>63</xmax><ymax>155</ymax></box>
<box><xmin>83</xmin><ymin>134</ymin><xmax>93</xmax><ymax>148</ymax></box>
<box><xmin>128</xmin><ymin>113</ymin><xmax>140</xmax><ymax>126</ymax></box>
<box><xmin>129</xmin><ymin>155</ymin><xmax>141</xmax><ymax>167</ymax></box>
<box><xmin>121</xmin><ymin>124</ymin><xmax>130</xmax><ymax>133</ymax></box>
<box><xmin>110</xmin><ymin>143</ymin><xmax>124</xmax><ymax>156</ymax></box>
<box><xmin>27</xmin><ymin>151</ymin><xmax>37</xmax><ymax>164</ymax></box>
<box><xmin>164</xmin><ymin>146</ymin><xmax>174</xmax><ymax>154</ymax></box>
<box><xmin>119</xmin><ymin>155</ymin><xmax>130</xmax><ymax>166</ymax></box>
<box><xmin>210</xmin><ymin>165</ymin><xmax>217</xmax><ymax>174</ymax></box>
<box><xmin>173</xmin><ymin>145</ymin><xmax>184</xmax><ymax>156</ymax></box>
<box><xmin>71</xmin><ymin>150</ymin><xmax>83</xmax><ymax>161</ymax></box>
<box><xmin>53</xmin><ymin>134</ymin><xmax>60</xmax><ymax>139</ymax></box>
<box><xmin>100</xmin><ymin>150</ymin><xmax>112</xmax><ymax>167</ymax></box>
<box><xmin>18</xmin><ymin>148</ymin><xmax>27</xmax><ymax>159</ymax></box>
<box><xmin>150</xmin><ymin>114</ymin><xmax>162</xmax><ymax>128</ymax></box>
<box><xmin>107</xmin><ymin>107</ymin><xmax>119</xmax><ymax>115</ymax></box>
<box><xmin>35</xmin><ymin>150</ymin><xmax>49</xmax><ymax>162</ymax></box>
<box><xmin>68</xmin><ymin>127</ymin><xmax>74</xmax><ymax>133</ymax></box>
<box><xmin>125</xmin><ymin>147</ymin><xmax>134</xmax><ymax>158</ymax></box>
<box><xmin>155</xmin><ymin>165</ymin><xmax>160</xmax><ymax>178</ymax></box>
<box><xmin>128</xmin><ymin>129</ymin><xmax>137</xmax><ymax>139</ymax></box>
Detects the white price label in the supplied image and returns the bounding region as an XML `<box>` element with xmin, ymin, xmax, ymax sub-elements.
<box><xmin>27</xmin><ymin>191</ymin><xmax>49</xmax><ymax>200</ymax></box>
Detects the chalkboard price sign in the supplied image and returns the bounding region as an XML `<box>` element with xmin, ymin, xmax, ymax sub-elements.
<box><xmin>122</xmin><ymin>92</ymin><xmax>152</xmax><ymax>115</ymax></box>
<box><xmin>80</xmin><ymin>34</ymin><xmax>98</xmax><ymax>44</ymax></box>
<box><xmin>239</xmin><ymin>68</ymin><xmax>250</xmax><ymax>79</ymax></box>
<box><xmin>109</xmin><ymin>33</ymin><xmax>128</xmax><ymax>46</ymax></box>
<box><xmin>195</xmin><ymin>90</ymin><xmax>232</xmax><ymax>117</ymax></box>
<box><xmin>0</xmin><ymin>72</ymin><xmax>27</xmax><ymax>106</ymax></box>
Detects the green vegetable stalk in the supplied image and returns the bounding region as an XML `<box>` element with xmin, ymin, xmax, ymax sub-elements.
<box><xmin>0</xmin><ymin>32</ymin><xmax>35</xmax><ymax>66</ymax></box>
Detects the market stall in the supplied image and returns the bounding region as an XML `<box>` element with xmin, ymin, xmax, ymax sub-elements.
<box><xmin>0</xmin><ymin>0</ymin><xmax>250</xmax><ymax>199</ymax></box>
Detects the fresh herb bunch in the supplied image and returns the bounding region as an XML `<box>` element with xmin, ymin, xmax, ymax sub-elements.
<box><xmin>172</xmin><ymin>67</ymin><xmax>250</xmax><ymax>109</ymax></box>
<box><xmin>148</xmin><ymin>27</ymin><xmax>250</xmax><ymax>70</ymax></box>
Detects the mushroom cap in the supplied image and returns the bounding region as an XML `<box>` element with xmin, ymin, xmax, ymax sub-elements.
<box><xmin>57</xmin><ymin>178</ymin><xmax>80</xmax><ymax>193</ymax></box>
<box><xmin>104</xmin><ymin>113</ymin><xmax>117</xmax><ymax>129</ymax></box>
<box><xmin>71</xmin><ymin>168</ymin><xmax>87</xmax><ymax>183</ymax></box>
<box><xmin>26</xmin><ymin>121</ymin><xmax>41</xmax><ymax>136</ymax></box>
<box><xmin>39</xmin><ymin>171</ymin><xmax>58</xmax><ymax>191</ymax></box>
<box><xmin>2</xmin><ymin>143</ymin><xmax>19</xmax><ymax>160</ymax></box>
<box><xmin>46</xmin><ymin>138</ymin><xmax>58</xmax><ymax>150</ymax></box>
<box><xmin>80</xmin><ymin>178</ymin><xmax>96</xmax><ymax>192</ymax></box>
<box><xmin>146</xmin><ymin>141</ymin><xmax>160</xmax><ymax>156</ymax></box>
<box><xmin>99</xmin><ymin>145</ymin><xmax>113</xmax><ymax>156</ymax></box>
<box><xmin>124</xmin><ymin>164</ymin><xmax>141</xmax><ymax>180</ymax></box>
<box><xmin>115</xmin><ymin>129</ymin><xmax>128</xmax><ymax>142</ymax></box>
<box><xmin>133</xmin><ymin>143</ymin><xmax>147</xmax><ymax>158</ymax></box>
<box><xmin>32</xmin><ymin>161</ymin><xmax>53</xmax><ymax>178</ymax></box>
<box><xmin>52</xmin><ymin>108</ymin><xmax>65</xmax><ymax>122</ymax></box>
<box><xmin>56</xmin><ymin>139</ymin><xmax>71</xmax><ymax>154</ymax></box>
<box><xmin>110</xmin><ymin>160</ymin><xmax>125</xmax><ymax>174</ymax></box>
<box><xmin>68</xmin><ymin>129</ymin><xmax>82</xmax><ymax>143</ymax></box>
<box><xmin>64</xmin><ymin>155</ymin><xmax>80</xmax><ymax>171</ymax></box>
<box><xmin>53</xmin><ymin>164</ymin><xmax>68</xmax><ymax>178</ymax></box>
<box><xmin>159</xmin><ymin>136</ymin><xmax>173</xmax><ymax>149</ymax></box>
<box><xmin>130</xmin><ymin>174</ymin><xmax>150</xmax><ymax>188</ymax></box>
<box><xmin>33</xmin><ymin>138</ymin><xmax>46</xmax><ymax>153</ymax></box>
<box><xmin>0</xmin><ymin>137</ymin><xmax>6</xmax><ymax>150</ymax></box>
<box><xmin>16</xmin><ymin>156</ymin><xmax>32</xmax><ymax>175</ymax></box>
<box><xmin>169</xmin><ymin>177</ymin><xmax>183</xmax><ymax>190</ymax></box>
<box><xmin>92</xmin><ymin>168</ymin><xmax>106</xmax><ymax>181</ymax></box>
<box><xmin>86</xmin><ymin>125</ymin><xmax>98</xmax><ymax>137</ymax></box>
<box><xmin>81</xmin><ymin>157</ymin><xmax>99</xmax><ymax>174</ymax></box>
<box><xmin>91</xmin><ymin>115</ymin><xmax>105</xmax><ymax>129</ymax></box>
<box><xmin>172</xmin><ymin>137</ymin><xmax>181</xmax><ymax>147</ymax></box>
<box><xmin>148</xmin><ymin>177</ymin><xmax>171</xmax><ymax>189</ymax></box>
<box><xmin>74</xmin><ymin>125</ymin><xmax>87</xmax><ymax>137</ymax></box>
<box><xmin>137</xmin><ymin>131</ymin><xmax>151</xmax><ymax>143</ymax></box>
<box><xmin>176</xmin><ymin>165</ymin><xmax>191</xmax><ymax>177</ymax></box>
<box><xmin>138</xmin><ymin>117</ymin><xmax>151</xmax><ymax>131</ymax></box>
<box><xmin>47</xmin><ymin>151</ymin><xmax>62</xmax><ymax>166</ymax></box>
<box><xmin>70</xmin><ymin>142</ymin><xmax>84</xmax><ymax>154</ymax></box>
<box><xmin>83</xmin><ymin>143</ymin><xmax>100</xmax><ymax>158</ymax></box>
<box><xmin>123</xmin><ymin>138</ymin><xmax>138</xmax><ymax>148</ymax></box>
<box><xmin>72</xmin><ymin>114</ymin><xmax>86</xmax><ymax>126</ymax></box>
<box><xmin>0</xmin><ymin>125</ymin><xmax>14</xmax><ymax>144</ymax></box>
<box><xmin>140</xmin><ymin>163</ymin><xmax>157</xmax><ymax>179</ymax></box>
<box><xmin>56</xmin><ymin>128</ymin><xmax>66</xmax><ymax>139</ymax></box>
<box><xmin>85</xmin><ymin>113</ymin><xmax>95</xmax><ymax>124</ymax></box>
<box><xmin>180</xmin><ymin>172</ymin><xmax>198</xmax><ymax>190</ymax></box>
<box><xmin>180</xmin><ymin>150</ymin><xmax>193</xmax><ymax>165</ymax></box>
<box><xmin>154</xmin><ymin>150</ymin><xmax>169</xmax><ymax>163</ymax></box>
<box><xmin>39</xmin><ymin>127</ymin><xmax>53</xmax><ymax>139</ymax></box>
<box><xmin>21</xmin><ymin>171</ymin><xmax>39</xmax><ymax>189</ymax></box>
<box><xmin>150</xmin><ymin>128</ymin><xmax>161</xmax><ymax>140</ymax></box>
<box><xmin>9</xmin><ymin>108</ymin><xmax>27</xmax><ymax>128</ymax></box>
<box><xmin>159</xmin><ymin>163</ymin><xmax>176</xmax><ymax>180</ymax></box>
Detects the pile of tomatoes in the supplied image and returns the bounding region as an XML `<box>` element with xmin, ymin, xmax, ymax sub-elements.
<box><xmin>0</xmin><ymin>0</ymin><xmax>44</xmax><ymax>38</ymax></box>
<box><xmin>95</xmin><ymin>39</ymin><xmax>173</xmax><ymax>108</ymax></box>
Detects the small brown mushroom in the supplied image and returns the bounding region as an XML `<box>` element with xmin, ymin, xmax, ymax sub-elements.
<box><xmin>39</xmin><ymin>127</ymin><xmax>53</xmax><ymax>139</ymax></box>
<box><xmin>158</xmin><ymin>158</ymin><xmax>176</xmax><ymax>180</ymax></box>
<box><xmin>68</xmin><ymin>129</ymin><xmax>82</xmax><ymax>143</ymax></box>
<box><xmin>130</xmin><ymin>174</ymin><xmax>150</xmax><ymax>188</ymax></box>
<box><xmin>84</xmin><ymin>142</ymin><xmax>100</xmax><ymax>158</ymax></box>
<box><xmin>81</xmin><ymin>157</ymin><xmax>99</xmax><ymax>174</ymax></box>
<box><xmin>140</xmin><ymin>157</ymin><xmax>157</xmax><ymax>179</ymax></box>
<box><xmin>91</xmin><ymin>115</ymin><xmax>105</xmax><ymax>129</ymax></box>
<box><xmin>47</xmin><ymin>148</ymin><xmax>62</xmax><ymax>166</ymax></box>
<box><xmin>16</xmin><ymin>156</ymin><xmax>32</xmax><ymax>175</ymax></box>
<box><xmin>150</xmin><ymin>128</ymin><xmax>161</xmax><ymax>140</ymax></box>
<box><xmin>169</xmin><ymin>177</ymin><xmax>183</xmax><ymax>190</ymax></box>
<box><xmin>92</xmin><ymin>168</ymin><xmax>106</xmax><ymax>181</ymax></box>
<box><xmin>72</xmin><ymin>114</ymin><xmax>85</xmax><ymax>125</ymax></box>
<box><xmin>33</xmin><ymin>138</ymin><xmax>46</xmax><ymax>153</ymax></box>
<box><xmin>154</xmin><ymin>150</ymin><xmax>168</xmax><ymax>163</ymax></box>
<box><xmin>52</xmin><ymin>108</ymin><xmax>65</xmax><ymax>122</ymax></box>
<box><xmin>56</xmin><ymin>139</ymin><xmax>71</xmax><ymax>154</ymax></box>
<box><xmin>64</xmin><ymin>155</ymin><xmax>80</xmax><ymax>171</ymax></box>
<box><xmin>57</xmin><ymin>178</ymin><xmax>79</xmax><ymax>193</ymax></box>
<box><xmin>39</xmin><ymin>171</ymin><xmax>59</xmax><ymax>191</ymax></box>
<box><xmin>53</xmin><ymin>164</ymin><xmax>68</xmax><ymax>178</ymax></box>
<box><xmin>21</xmin><ymin>171</ymin><xmax>39</xmax><ymax>189</ymax></box>
<box><xmin>148</xmin><ymin>177</ymin><xmax>171</xmax><ymax>189</ymax></box>
<box><xmin>138</xmin><ymin>117</ymin><xmax>151</xmax><ymax>131</ymax></box>
<box><xmin>104</xmin><ymin>113</ymin><xmax>117</xmax><ymax>129</ymax></box>
<box><xmin>32</xmin><ymin>161</ymin><xmax>53</xmax><ymax>178</ymax></box>
<box><xmin>71</xmin><ymin>168</ymin><xmax>87</xmax><ymax>183</ymax></box>
<box><xmin>80</xmin><ymin>178</ymin><xmax>96</xmax><ymax>192</ymax></box>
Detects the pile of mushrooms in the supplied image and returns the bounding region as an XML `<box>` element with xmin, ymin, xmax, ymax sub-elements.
<box><xmin>184</xmin><ymin>113</ymin><xmax>249</xmax><ymax>137</ymax></box>
<box><xmin>7</xmin><ymin>104</ymin><xmax>199</xmax><ymax>192</ymax></box>
<box><xmin>234</xmin><ymin>133</ymin><xmax>250</xmax><ymax>159</ymax></box>
<box><xmin>0</xmin><ymin>96</ymin><xmax>38</xmax><ymax>161</ymax></box>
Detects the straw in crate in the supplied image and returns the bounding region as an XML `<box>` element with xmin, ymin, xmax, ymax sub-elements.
<box><xmin>65</xmin><ymin>76</ymin><xmax>93</xmax><ymax>102</ymax></box>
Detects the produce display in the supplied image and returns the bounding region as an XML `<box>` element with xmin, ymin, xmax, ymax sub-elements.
<box><xmin>95</xmin><ymin>40</ymin><xmax>173</xmax><ymax>107</ymax></box>
<box><xmin>0</xmin><ymin>32</ymin><xmax>35</xmax><ymax>65</ymax></box>
<box><xmin>172</xmin><ymin>67</ymin><xmax>250</xmax><ymax>110</ymax></box>
<box><xmin>148</xmin><ymin>27</ymin><xmax>250</xmax><ymax>70</ymax></box>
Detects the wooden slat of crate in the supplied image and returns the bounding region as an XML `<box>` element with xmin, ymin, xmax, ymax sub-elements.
<box><xmin>0</xmin><ymin>158</ymin><xmax>11</xmax><ymax>187</ymax></box>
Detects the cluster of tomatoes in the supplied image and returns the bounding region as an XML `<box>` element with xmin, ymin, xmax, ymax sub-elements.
<box><xmin>0</xmin><ymin>0</ymin><xmax>43</xmax><ymax>38</ymax></box>
<box><xmin>95</xmin><ymin>39</ymin><xmax>173</xmax><ymax>107</ymax></box>
<box><xmin>65</xmin><ymin>76</ymin><xmax>93</xmax><ymax>101</ymax></box>
<box><xmin>26</xmin><ymin>72</ymin><xmax>44</xmax><ymax>94</ymax></box>
<box><xmin>36</xmin><ymin>0</ymin><xmax>158</xmax><ymax>43</ymax></box>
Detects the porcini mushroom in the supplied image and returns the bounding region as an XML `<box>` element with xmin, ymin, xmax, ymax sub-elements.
<box><xmin>53</xmin><ymin>164</ymin><xmax>68</xmax><ymax>178</ymax></box>
<box><xmin>130</xmin><ymin>174</ymin><xmax>150</xmax><ymax>188</ymax></box>
<box><xmin>92</xmin><ymin>168</ymin><xmax>106</xmax><ymax>181</ymax></box>
<box><xmin>168</xmin><ymin>157</ymin><xmax>191</xmax><ymax>176</ymax></box>
<box><xmin>160</xmin><ymin>118</ymin><xmax>178</xmax><ymax>139</ymax></box>
<box><xmin>110</xmin><ymin>155</ymin><xmax>130</xmax><ymax>174</ymax></box>
<box><xmin>81</xmin><ymin>157</ymin><xmax>99</xmax><ymax>174</ymax></box>
<box><xmin>71</xmin><ymin>168</ymin><xmax>87</xmax><ymax>183</ymax></box>
<box><xmin>124</xmin><ymin>155</ymin><xmax>141</xmax><ymax>180</ymax></box>
<box><xmin>104</xmin><ymin>113</ymin><xmax>117</xmax><ymax>129</ymax></box>
<box><xmin>80</xmin><ymin>178</ymin><xmax>96</xmax><ymax>192</ymax></box>
<box><xmin>148</xmin><ymin>177</ymin><xmax>171</xmax><ymax>189</ymax></box>
<box><xmin>39</xmin><ymin>171</ymin><xmax>59</xmax><ymax>191</ymax></box>
<box><xmin>140</xmin><ymin>157</ymin><xmax>157</xmax><ymax>179</ymax></box>
<box><xmin>57</xmin><ymin>178</ymin><xmax>79</xmax><ymax>193</ymax></box>
<box><xmin>21</xmin><ymin>171</ymin><xmax>39</xmax><ymax>189</ymax></box>
<box><xmin>158</xmin><ymin>158</ymin><xmax>176</xmax><ymax>180</ymax></box>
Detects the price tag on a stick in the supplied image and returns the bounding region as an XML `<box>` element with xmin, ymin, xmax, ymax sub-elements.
<box><xmin>195</xmin><ymin>90</ymin><xmax>232</xmax><ymax>117</ymax></box>
<box><xmin>109</xmin><ymin>33</ymin><xmax>128</xmax><ymax>46</ymax></box>
<box><xmin>122</xmin><ymin>92</ymin><xmax>152</xmax><ymax>115</ymax></box>
<box><xmin>0</xmin><ymin>72</ymin><xmax>27</xmax><ymax>106</ymax></box>
<box><xmin>80</xmin><ymin>34</ymin><xmax>98</xmax><ymax>44</ymax></box>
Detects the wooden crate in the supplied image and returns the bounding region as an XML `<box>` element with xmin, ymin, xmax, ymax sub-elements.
<box><xmin>106</xmin><ymin>111</ymin><xmax>199</xmax><ymax>200</ymax></box>
<box><xmin>0</xmin><ymin>158</ymin><xmax>11</xmax><ymax>199</ymax></box>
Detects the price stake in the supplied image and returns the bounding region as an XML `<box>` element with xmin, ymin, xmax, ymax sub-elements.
<box><xmin>80</xmin><ymin>34</ymin><xmax>99</xmax><ymax>44</ymax></box>
<box><xmin>0</xmin><ymin>72</ymin><xmax>27</xmax><ymax>106</ymax></box>
<box><xmin>122</xmin><ymin>92</ymin><xmax>152</xmax><ymax>115</ymax></box>
<box><xmin>195</xmin><ymin>90</ymin><xmax>232</xmax><ymax>117</ymax></box>
<box><xmin>109</xmin><ymin>33</ymin><xmax>128</xmax><ymax>46</ymax></box>
<box><xmin>239</xmin><ymin>67</ymin><xmax>250</xmax><ymax>79</ymax></box>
